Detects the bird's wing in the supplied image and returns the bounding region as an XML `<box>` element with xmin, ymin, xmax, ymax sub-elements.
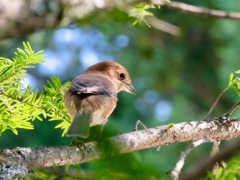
<box><xmin>69</xmin><ymin>74</ymin><xmax>113</xmax><ymax>97</ymax></box>
<box><xmin>66</xmin><ymin>74</ymin><xmax>115</xmax><ymax>138</ymax></box>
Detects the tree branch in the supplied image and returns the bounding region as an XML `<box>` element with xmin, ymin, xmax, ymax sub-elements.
<box><xmin>205</xmin><ymin>88</ymin><xmax>228</xmax><ymax>120</ymax></box>
<box><xmin>0</xmin><ymin>0</ymin><xmax>139</xmax><ymax>40</ymax></box>
<box><xmin>170</xmin><ymin>138</ymin><xmax>218</xmax><ymax>180</ymax></box>
<box><xmin>224</xmin><ymin>101</ymin><xmax>240</xmax><ymax>118</ymax></box>
<box><xmin>210</xmin><ymin>140</ymin><xmax>221</xmax><ymax>174</ymax></box>
<box><xmin>152</xmin><ymin>0</ymin><xmax>240</xmax><ymax>20</ymax></box>
<box><xmin>181</xmin><ymin>138</ymin><xmax>240</xmax><ymax>180</ymax></box>
<box><xmin>1</xmin><ymin>0</ymin><xmax>240</xmax><ymax>40</ymax></box>
<box><xmin>145</xmin><ymin>16</ymin><xmax>181</xmax><ymax>36</ymax></box>
<box><xmin>1</xmin><ymin>118</ymin><xmax>240</xmax><ymax>178</ymax></box>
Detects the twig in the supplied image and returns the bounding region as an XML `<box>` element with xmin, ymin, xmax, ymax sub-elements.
<box><xmin>133</xmin><ymin>120</ymin><xmax>148</xmax><ymax>131</ymax></box>
<box><xmin>181</xmin><ymin>139</ymin><xmax>240</xmax><ymax>180</ymax></box>
<box><xmin>205</xmin><ymin>88</ymin><xmax>228</xmax><ymax>119</ymax></box>
<box><xmin>210</xmin><ymin>140</ymin><xmax>220</xmax><ymax>174</ymax></box>
<box><xmin>210</xmin><ymin>140</ymin><xmax>220</xmax><ymax>157</ymax></box>
<box><xmin>170</xmin><ymin>138</ymin><xmax>217</xmax><ymax>180</ymax></box>
<box><xmin>145</xmin><ymin>16</ymin><xmax>181</xmax><ymax>36</ymax></box>
<box><xmin>224</xmin><ymin>101</ymin><xmax>240</xmax><ymax>118</ymax></box>
<box><xmin>152</xmin><ymin>0</ymin><xmax>240</xmax><ymax>20</ymax></box>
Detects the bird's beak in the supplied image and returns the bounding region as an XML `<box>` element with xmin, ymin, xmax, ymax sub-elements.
<box><xmin>126</xmin><ymin>84</ymin><xmax>135</xmax><ymax>95</ymax></box>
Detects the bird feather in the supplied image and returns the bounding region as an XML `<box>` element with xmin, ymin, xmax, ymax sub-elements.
<box><xmin>66</xmin><ymin>111</ymin><xmax>91</xmax><ymax>138</ymax></box>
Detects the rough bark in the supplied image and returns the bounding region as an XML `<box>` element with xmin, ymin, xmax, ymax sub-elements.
<box><xmin>1</xmin><ymin>118</ymin><xmax>240</xmax><ymax>178</ymax></box>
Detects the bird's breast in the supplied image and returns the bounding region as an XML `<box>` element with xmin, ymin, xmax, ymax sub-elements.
<box><xmin>78</xmin><ymin>94</ymin><xmax>117</xmax><ymax>127</ymax></box>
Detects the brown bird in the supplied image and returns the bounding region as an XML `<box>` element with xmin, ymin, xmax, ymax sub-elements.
<box><xmin>64</xmin><ymin>61</ymin><xmax>135</xmax><ymax>138</ymax></box>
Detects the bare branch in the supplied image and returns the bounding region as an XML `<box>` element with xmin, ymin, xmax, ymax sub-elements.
<box><xmin>210</xmin><ymin>140</ymin><xmax>220</xmax><ymax>157</ymax></box>
<box><xmin>134</xmin><ymin>120</ymin><xmax>148</xmax><ymax>131</ymax></box>
<box><xmin>145</xmin><ymin>16</ymin><xmax>181</xmax><ymax>36</ymax></box>
<box><xmin>225</xmin><ymin>101</ymin><xmax>240</xmax><ymax>118</ymax></box>
<box><xmin>170</xmin><ymin>138</ymin><xmax>217</xmax><ymax>180</ymax></box>
<box><xmin>1</xmin><ymin>118</ymin><xmax>240</xmax><ymax>178</ymax></box>
<box><xmin>210</xmin><ymin>140</ymin><xmax>220</xmax><ymax>174</ymax></box>
<box><xmin>205</xmin><ymin>88</ymin><xmax>228</xmax><ymax>119</ymax></box>
<box><xmin>181</xmin><ymin>139</ymin><xmax>240</xmax><ymax>180</ymax></box>
<box><xmin>152</xmin><ymin>0</ymin><xmax>240</xmax><ymax>20</ymax></box>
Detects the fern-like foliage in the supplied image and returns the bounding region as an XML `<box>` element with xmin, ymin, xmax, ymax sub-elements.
<box><xmin>43</xmin><ymin>76</ymin><xmax>71</xmax><ymax>136</ymax></box>
<box><xmin>0</xmin><ymin>42</ymin><xmax>71</xmax><ymax>136</ymax></box>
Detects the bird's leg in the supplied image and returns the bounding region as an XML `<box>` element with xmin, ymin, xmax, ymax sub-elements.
<box><xmin>133</xmin><ymin>120</ymin><xmax>147</xmax><ymax>131</ymax></box>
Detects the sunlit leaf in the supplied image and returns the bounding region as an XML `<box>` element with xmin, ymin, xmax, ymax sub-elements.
<box><xmin>228</xmin><ymin>73</ymin><xmax>234</xmax><ymax>87</ymax></box>
<box><xmin>235</xmin><ymin>70</ymin><xmax>240</xmax><ymax>74</ymax></box>
<box><xmin>129</xmin><ymin>3</ymin><xmax>155</xmax><ymax>26</ymax></box>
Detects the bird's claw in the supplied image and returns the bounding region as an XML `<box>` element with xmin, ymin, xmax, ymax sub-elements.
<box><xmin>70</xmin><ymin>137</ymin><xmax>86</xmax><ymax>149</ymax></box>
<box><xmin>220</xmin><ymin>113</ymin><xmax>231</xmax><ymax>121</ymax></box>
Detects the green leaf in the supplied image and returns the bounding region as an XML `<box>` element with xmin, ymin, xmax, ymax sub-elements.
<box><xmin>232</xmin><ymin>86</ymin><xmax>240</xmax><ymax>96</ymax></box>
<box><xmin>234</xmin><ymin>77</ymin><xmax>240</xmax><ymax>90</ymax></box>
<box><xmin>208</xmin><ymin>158</ymin><xmax>240</xmax><ymax>179</ymax></box>
<box><xmin>235</xmin><ymin>70</ymin><xmax>240</xmax><ymax>74</ymax></box>
<box><xmin>129</xmin><ymin>3</ymin><xmax>155</xmax><ymax>26</ymax></box>
<box><xmin>168</xmin><ymin>123</ymin><xmax>174</xmax><ymax>128</ymax></box>
<box><xmin>228</xmin><ymin>73</ymin><xmax>234</xmax><ymax>87</ymax></box>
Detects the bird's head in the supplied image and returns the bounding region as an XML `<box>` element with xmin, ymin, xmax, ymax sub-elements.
<box><xmin>85</xmin><ymin>61</ymin><xmax>135</xmax><ymax>94</ymax></box>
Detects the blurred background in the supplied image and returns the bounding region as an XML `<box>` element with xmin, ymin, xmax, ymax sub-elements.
<box><xmin>0</xmin><ymin>1</ymin><xmax>240</xmax><ymax>179</ymax></box>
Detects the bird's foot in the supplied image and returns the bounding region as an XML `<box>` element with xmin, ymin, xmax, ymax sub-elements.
<box><xmin>70</xmin><ymin>137</ymin><xmax>86</xmax><ymax>149</ymax></box>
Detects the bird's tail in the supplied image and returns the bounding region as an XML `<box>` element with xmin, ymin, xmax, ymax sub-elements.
<box><xmin>66</xmin><ymin>111</ymin><xmax>91</xmax><ymax>138</ymax></box>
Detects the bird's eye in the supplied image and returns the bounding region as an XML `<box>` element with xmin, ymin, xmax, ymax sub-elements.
<box><xmin>119</xmin><ymin>73</ymin><xmax>125</xmax><ymax>80</ymax></box>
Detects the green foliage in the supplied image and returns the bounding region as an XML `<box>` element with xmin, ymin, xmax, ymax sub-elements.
<box><xmin>208</xmin><ymin>158</ymin><xmax>240</xmax><ymax>180</ymax></box>
<box><xmin>44</xmin><ymin>76</ymin><xmax>71</xmax><ymax>136</ymax></box>
<box><xmin>228</xmin><ymin>71</ymin><xmax>240</xmax><ymax>96</ymax></box>
<box><xmin>0</xmin><ymin>42</ymin><xmax>71</xmax><ymax>136</ymax></box>
<box><xmin>129</xmin><ymin>1</ymin><xmax>170</xmax><ymax>26</ymax></box>
<box><xmin>168</xmin><ymin>123</ymin><xmax>174</xmax><ymax>128</ymax></box>
<box><xmin>0</xmin><ymin>42</ymin><xmax>44</xmax><ymax>82</ymax></box>
<box><xmin>1</xmin><ymin>2</ymin><xmax>240</xmax><ymax>179</ymax></box>
<box><xmin>23</xmin><ymin>165</ymin><xmax>84</xmax><ymax>180</ymax></box>
<box><xmin>0</xmin><ymin>42</ymin><xmax>45</xmax><ymax>135</ymax></box>
<box><xmin>129</xmin><ymin>3</ymin><xmax>155</xmax><ymax>27</ymax></box>
<box><xmin>21</xmin><ymin>169</ymin><xmax>57</xmax><ymax>180</ymax></box>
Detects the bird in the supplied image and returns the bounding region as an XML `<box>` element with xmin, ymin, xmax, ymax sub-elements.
<box><xmin>63</xmin><ymin>60</ymin><xmax>135</xmax><ymax>139</ymax></box>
